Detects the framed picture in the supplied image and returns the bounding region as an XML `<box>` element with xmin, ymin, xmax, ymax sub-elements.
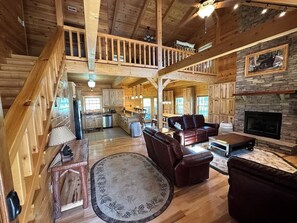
<box><xmin>245</xmin><ymin>44</ymin><xmax>288</xmax><ymax>77</ymax></box>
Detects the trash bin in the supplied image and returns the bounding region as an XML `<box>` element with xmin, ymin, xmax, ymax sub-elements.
<box><xmin>219</xmin><ymin>122</ymin><xmax>233</xmax><ymax>134</ymax></box>
<box><xmin>131</xmin><ymin>122</ymin><xmax>142</xmax><ymax>137</ymax></box>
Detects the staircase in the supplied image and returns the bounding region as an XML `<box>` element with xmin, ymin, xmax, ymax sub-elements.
<box><xmin>0</xmin><ymin>54</ymin><xmax>37</xmax><ymax>115</ymax></box>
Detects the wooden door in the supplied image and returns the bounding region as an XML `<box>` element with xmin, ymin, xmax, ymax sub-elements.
<box><xmin>0</xmin><ymin>98</ymin><xmax>16</xmax><ymax>223</ymax></box>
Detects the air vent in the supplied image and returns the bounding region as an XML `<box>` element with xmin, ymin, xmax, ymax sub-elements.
<box><xmin>67</xmin><ymin>5</ymin><xmax>77</xmax><ymax>12</ymax></box>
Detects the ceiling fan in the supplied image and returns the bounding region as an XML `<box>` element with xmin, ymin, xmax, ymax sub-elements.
<box><xmin>181</xmin><ymin>0</ymin><xmax>237</xmax><ymax>19</ymax></box>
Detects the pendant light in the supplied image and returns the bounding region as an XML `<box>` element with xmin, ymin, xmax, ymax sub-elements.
<box><xmin>131</xmin><ymin>87</ymin><xmax>134</xmax><ymax>100</ymax></box>
<box><xmin>135</xmin><ymin>85</ymin><xmax>138</xmax><ymax>99</ymax></box>
<box><xmin>139</xmin><ymin>84</ymin><xmax>143</xmax><ymax>99</ymax></box>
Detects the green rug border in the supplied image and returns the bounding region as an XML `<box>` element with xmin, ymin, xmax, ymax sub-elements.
<box><xmin>90</xmin><ymin>152</ymin><xmax>174</xmax><ymax>223</ymax></box>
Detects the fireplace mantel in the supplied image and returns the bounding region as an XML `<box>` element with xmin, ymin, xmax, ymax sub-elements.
<box><xmin>233</xmin><ymin>90</ymin><xmax>297</xmax><ymax>100</ymax></box>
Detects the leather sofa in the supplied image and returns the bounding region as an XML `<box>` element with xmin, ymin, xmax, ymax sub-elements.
<box><xmin>227</xmin><ymin>157</ymin><xmax>297</xmax><ymax>223</ymax></box>
<box><xmin>143</xmin><ymin>127</ymin><xmax>213</xmax><ymax>187</ymax></box>
<box><xmin>168</xmin><ymin>114</ymin><xmax>219</xmax><ymax>146</ymax></box>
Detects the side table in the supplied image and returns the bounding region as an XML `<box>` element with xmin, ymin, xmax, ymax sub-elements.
<box><xmin>50</xmin><ymin>139</ymin><xmax>89</xmax><ymax>219</ymax></box>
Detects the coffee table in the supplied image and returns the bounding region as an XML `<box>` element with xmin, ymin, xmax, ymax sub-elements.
<box><xmin>208</xmin><ymin>133</ymin><xmax>255</xmax><ymax>157</ymax></box>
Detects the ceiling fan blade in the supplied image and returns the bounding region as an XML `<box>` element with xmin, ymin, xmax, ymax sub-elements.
<box><xmin>215</xmin><ymin>0</ymin><xmax>237</xmax><ymax>9</ymax></box>
<box><xmin>177</xmin><ymin>0</ymin><xmax>200</xmax><ymax>7</ymax></box>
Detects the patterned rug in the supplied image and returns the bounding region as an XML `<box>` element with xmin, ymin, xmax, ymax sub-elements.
<box><xmin>190</xmin><ymin>142</ymin><xmax>297</xmax><ymax>175</ymax></box>
<box><xmin>91</xmin><ymin>152</ymin><xmax>174</xmax><ymax>222</ymax></box>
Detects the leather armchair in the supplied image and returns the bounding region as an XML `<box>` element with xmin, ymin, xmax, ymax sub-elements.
<box><xmin>227</xmin><ymin>157</ymin><xmax>297</xmax><ymax>223</ymax></box>
<box><xmin>143</xmin><ymin>128</ymin><xmax>213</xmax><ymax>187</ymax></box>
<box><xmin>168</xmin><ymin>114</ymin><xmax>219</xmax><ymax>146</ymax></box>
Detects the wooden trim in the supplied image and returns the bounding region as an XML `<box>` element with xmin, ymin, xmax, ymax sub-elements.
<box><xmin>147</xmin><ymin>77</ymin><xmax>158</xmax><ymax>89</ymax></box>
<box><xmin>233</xmin><ymin>90</ymin><xmax>297</xmax><ymax>96</ymax></box>
<box><xmin>55</xmin><ymin>0</ymin><xmax>64</xmax><ymax>26</ymax></box>
<box><xmin>158</xmin><ymin>11</ymin><xmax>297</xmax><ymax>76</ymax></box>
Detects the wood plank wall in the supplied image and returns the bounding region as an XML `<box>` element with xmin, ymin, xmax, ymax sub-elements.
<box><xmin>23</xmin><ymin>0</ymin><xmax>57</xmax><ymax>56</ymax></box>
<box><xmin>0</xmin><ymin>0</ymin><xmax>27</xmax><ymax>61</ymax></box>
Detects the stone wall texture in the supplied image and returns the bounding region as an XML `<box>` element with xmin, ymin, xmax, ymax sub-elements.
<box><xmin>234</xmin><ymin>8</ymin><xmax>297</xmax><ymax>145</ymax></box>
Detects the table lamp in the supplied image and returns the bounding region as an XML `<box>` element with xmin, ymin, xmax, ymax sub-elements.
<box><xmin>48</xmin><ymin>126</ymin><xmax>76</xmax><ymax>162</ymax></box>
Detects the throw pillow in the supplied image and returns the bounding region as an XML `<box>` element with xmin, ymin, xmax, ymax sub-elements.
<box><xmin>174</xmin><ymin>122</ymin><xmax>183</xmax><ymax>130</ymax></box>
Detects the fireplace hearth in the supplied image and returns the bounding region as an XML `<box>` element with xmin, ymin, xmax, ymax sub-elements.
<box><xmin>244</xmin><ymin>111</ymin><xmax>282</xmax><ymax>139</ymax></box>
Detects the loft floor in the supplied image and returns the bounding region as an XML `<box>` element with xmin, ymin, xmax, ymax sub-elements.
<box><xmin>56</xmin><ymin>128</ymin><xmax>297</xmax><ymax>223</ymax></box>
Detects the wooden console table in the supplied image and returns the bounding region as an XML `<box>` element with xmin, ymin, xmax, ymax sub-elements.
<box><xmin>50</xmin><ymin>139</ymin><xmax>89</xmax><ymax>219</ymax></box>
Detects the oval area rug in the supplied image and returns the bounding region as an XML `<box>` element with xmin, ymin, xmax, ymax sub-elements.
<box><xmin>91</xmin><ymin>152</ymin><xmax>174</xmax><ymax>222</ymax></box>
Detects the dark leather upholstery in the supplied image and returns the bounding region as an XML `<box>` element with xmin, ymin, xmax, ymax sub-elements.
<box><xmin>227</xmin><ymin>157</ymin><xmax>297</xmax><ymax>223</ymax></box>
<box><xmin>143</xmin><ymin>127</ymin><xmax>213</xmax><ymax>187</ymax></box>
<box><xmin>168</xmin><ymin>115</ymin><xmax>219</xmax><ymax>146</ymax></box>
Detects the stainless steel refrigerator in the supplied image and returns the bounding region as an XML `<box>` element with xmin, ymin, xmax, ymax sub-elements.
<box><xmin>73</xmin><ymin>99</ymin><xmax>82</xmax><ymax>139</ymax></box>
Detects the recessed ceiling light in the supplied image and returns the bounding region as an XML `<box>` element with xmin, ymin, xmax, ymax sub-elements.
<box><xmin>279</xmin><ymin>11</ymin><xmax>286</xmax><ymax>17</ymax></box>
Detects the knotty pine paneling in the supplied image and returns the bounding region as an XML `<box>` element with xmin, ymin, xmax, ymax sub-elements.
<box><xmin>0</xmin><ymin>0</ymin><xmax>27</xmax><ymax>60</ymax></box>
<box><xmin>24</xmin><ymin>0</ymin><xmax>57</xmax><ymax>56</ymax></box>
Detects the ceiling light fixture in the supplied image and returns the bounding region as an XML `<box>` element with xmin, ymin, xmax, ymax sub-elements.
<box><xmin>131</xmin><ymin>87</ymin><xmax>134</xmax><ymax>100</ymax></box>
<box><xmin>143</xmin><ymin>27</ymin><xmax>155</xmax><ymax>42</ymax></box>
<box><xmin>87</xmin><ymin>79</ymin><xmax>95</xmax><ymax>88</ymax></box>
<box><xmin>139</xmin><ymin>85</ymin><xmax>143</xmax><ymax>99</ymax></box>
<box><xmin>261</xmin><ymin>4</ymin><xmax>268</xmax><ymax>14</ymax></box>
<box><xmin>135</xmin><ymin>85</ymin><xmax>138</xmax><ymax>99</ymax></box>
<box><xmin>198</xmin><ymin>0</ymin><xmax>215</xmax><ymax>19</ymax></box>
<box><xmin>279</xmin><ymin>7</ymin><xmax>287</xmax><ymax>17</ymax></box>
<box><xmin>233</xmin><ymin>3</ymin><xmax>239</xmax><ymax>10</ymax></box>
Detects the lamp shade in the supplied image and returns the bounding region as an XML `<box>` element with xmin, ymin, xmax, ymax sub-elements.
<box><xmin>88</xmin><ymin>79</ymin><xmax>96</xmax><ymax>88</ymax></box>
<box><xmin>48</xmin><ymin>126</ymin><xmax>76</xmax><ymax>146</ymax></box>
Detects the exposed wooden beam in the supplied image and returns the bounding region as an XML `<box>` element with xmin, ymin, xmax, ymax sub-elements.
<box><xmin>128</xmin><ymin>78</ymin><xmax>148</xmax><ymax>88</ymax></box>
<box><xmin>162</xmin><ymin>72</ymin><xmax>216</xmax><ymax>83</ymax></box>
<box><xmin>162</xmin><ymin>0</ymin><xmax>175</xmax><ymax>22</ymax></box>
<box><xmin>253</xmin><ymin>0</ymin><xmax>297</xmax><ymax>6</ymax></box>
<box><xmin>157</xmin><ymin>0</ymin><xmax>163</xmax><ymax>69</ymax></box>
<box><xmin>111</xmin><ymin>0</ymin><xmax>121</xmax><ymax>35</ymax></box>
<box><xmin>83</xmin><ymin>0</ymin><xmax>101</xmax><ymax>71</ymax></box>
<box><xmin>159</xmin><ymin>11</ymin><xmax>297</xmax><ymax>76</ymax></box>
<box><xmin>112</xmin><ymin>77</ymin><xmax>126</xmax><ymax>88</ymax></box>
<box><xmin>242</xmin><ymin>2</ymin><xmax>295</xmax><ymax>10</ymax></box>
<box><xmin>147</xmin><ymin>77</ymin><xmax>158</xmax><ymax>89</ymax></box>
<box><xmin>55</xmin><ymin>0</ymin><xmax>64</xmax><ymax>26</ymax></box>
<box><xmin>156</xmin><ymin>0</ymin><xmax>163</xmax><ymax>129</ymax></box>
<box><xmin>131</xmin><ymin>0</ymin><xmax>150</xmax><ymax>39</ymax></box>
<box><xmin>162</xmin><ymin>79</ymin><xmax>171</xmax><ymax>89</ymax></box>
<box><xmin>66</xmin><ymin>60</ymin><xmax>158</xmax><ymax>78</ymax></box>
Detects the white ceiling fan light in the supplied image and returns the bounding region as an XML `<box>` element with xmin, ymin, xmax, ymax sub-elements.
<box><xmin>197</xmin><ymin>0</ymin><xmax>216</xmax><ymax>19</ymax></box>
<box><xmin>87</xmin><ymin>79</ymin><xmax>95</xmax><ymax>88</ymax></box>
<box><xmin>233</xmin><ymin>3</ymin><xmax>239</xmax><ymax>10</ymax></box>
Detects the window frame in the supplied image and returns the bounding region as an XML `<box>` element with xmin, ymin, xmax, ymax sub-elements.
<box><xmin>83</xmin><ymin>96</ymin><xmax>102</xmax><ymax>112</ymax></box>
<box><xmin>196</xmin><ymin>96</ymin><xmax>209</xmax><ymax>117</ymax></box>
<box><xmin>175</xmin><ymin>97</ymin><xmax>184</xmax><ymax>115</ymax></box>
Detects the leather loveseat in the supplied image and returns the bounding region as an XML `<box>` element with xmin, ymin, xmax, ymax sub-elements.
<box><xmin>227</xmin><ymin>157</ymin><xmax>297</xmax><ymax>223</ymax></box>
<box><xmin>168</xmin><ymin>114</ymin><xmax>219</xmax><ymax>146</ymax></box>
<box><xmin>143</xmin><ymin>127</ymin><xmax>213</xmax><ymax>187</ymax></box>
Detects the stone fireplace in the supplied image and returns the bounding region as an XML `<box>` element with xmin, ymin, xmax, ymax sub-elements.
<box><xmin>234</xmin><ymin>32</ymin><xmax>297</xmax><ymax>149</ymax></box>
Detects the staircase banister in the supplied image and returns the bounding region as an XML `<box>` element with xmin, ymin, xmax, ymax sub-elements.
<box><xmin>5</xmin><ymin>27</ymin><xmax>64</xmax><ymax>163</ymax></box>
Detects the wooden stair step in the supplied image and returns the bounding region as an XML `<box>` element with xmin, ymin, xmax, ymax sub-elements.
<box><xmin>0</xmin><ymin>79</ymin><xmax>25</xmax><ymax>87</ymax></box>
<box><xmin>10</xmin><ymin>54</ymin><xmax>38</xmax><ymax>61</ymax></box>
<box><xmin>0</xmin><ymin>64</ymin><xmax>33</xmax><ymax>72</ymax></box>
<box><xmin>0</xmin><ymin>87</ymin><xmax>20</xmax><ymax>97</ymax></box>
<box><xmin>6</xmin><ymin>58</ymin><xmax>36</xmax><ymax>66</ymax></box>
<box><xmin>0</xmin><ymin>71</ymin><xmax>29</xmax><ymax>79</ymax></box>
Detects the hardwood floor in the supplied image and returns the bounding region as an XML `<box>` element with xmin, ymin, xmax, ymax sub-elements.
<box><xmin>56</xmin><ymin>129</ymin><xmax>297</xmax><ymax>223</ymax></box>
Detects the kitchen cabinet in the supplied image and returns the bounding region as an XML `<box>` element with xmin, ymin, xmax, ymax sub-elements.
<box><xmin>82</xmin><ymin>114</ymin><xmax>102</xmax><ymax>131</ymax></box>
<box><xmin>102</xmin><ymin>89</ymin><xmax>124</xmax><ymax>107</ymax></box>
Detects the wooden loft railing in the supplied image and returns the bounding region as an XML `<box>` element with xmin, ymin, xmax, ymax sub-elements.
<box><xmin>63</xmin><ymin>25</ymin><xmax>216</xmax><ymax>75</ymax></box>
<box><xmin>4</xmin><ymin>27</ymin><xmax>65</xmax><ymax>222</ymax></box>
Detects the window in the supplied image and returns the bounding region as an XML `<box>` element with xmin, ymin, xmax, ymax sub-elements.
<box><xmin>197</xmin><ymin>96</ymin><xmax>208</xmax><ymax>117</ymax></box>
<box><xmin>153</xmin><ymin>97</ymin><xmax>157</xmax><ymax>117</ymax></box>
<box><xmin>143</xmin><ymin>98</ymin><xmax>152</xmax><ymax>120</ymax></box>
<box><xmin>175</xmin><ymin>97</ymin><xmax>184</xmax><ymax>115</ymax></box>
<box><xmin>84</xmin><ymin>96</ymin><xmax>101</xmax><ymax>111</ymax></box>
